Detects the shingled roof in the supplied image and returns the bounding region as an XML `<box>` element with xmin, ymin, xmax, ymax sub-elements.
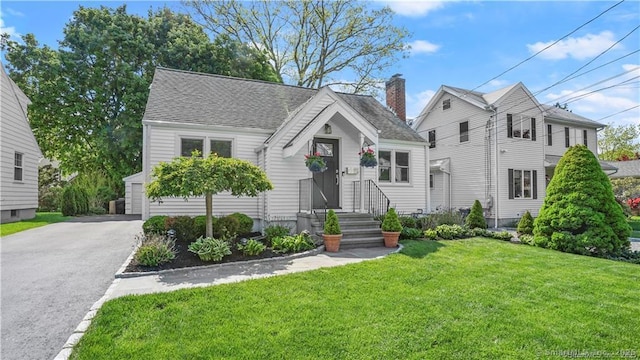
<box><xmin>143</xmin><ymin>67</ymin><xmax>425</xmax><ymax>143</ymax></box>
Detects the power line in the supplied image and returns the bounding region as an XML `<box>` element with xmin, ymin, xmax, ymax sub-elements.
<box><xmin>597</xmin><ymin>105</ymin><xmax>640</xmax><ymax>122</ymax></box>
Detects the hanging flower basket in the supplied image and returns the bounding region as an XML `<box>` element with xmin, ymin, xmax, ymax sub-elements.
<box><xmin>305</xmin><ymin>152</ymin><xmax>327</xmax><ymax>173</ymax></box>
<box><xmin>359</xmin><ymin>148</ymin><xmax>377</xmax><ymax>168</ymax></box>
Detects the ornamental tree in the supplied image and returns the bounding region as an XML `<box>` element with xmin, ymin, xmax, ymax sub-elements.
<box><xmin>533</xmin><ymin>145</ymin><xmax>630</xmax><ymax>256</ymax></box>
<box><xmin>465</xmin><ymin>200</ymin><xmax>487</xmax><ymax>229</ymax></box>
<box><xmin>146</xmin><ymin>153</ymin><xmax>273</xmax><ymax>238</ymax></box>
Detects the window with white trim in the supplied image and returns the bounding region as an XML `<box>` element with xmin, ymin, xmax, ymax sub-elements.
<box><xmin>181</xmin><ymin>138</ymin><xmax>204</xmax><ymax>157</ymax></box>
<box><xmin>14</xmin><ymin>152</ymin><xmax>23</xmax><ymax>181</ymax></box>
<box><xmin>210</xmin><ymin>139</ymin><xmax>232</xmax><ymax>158</ymax></box>
<box><xmin>460</xmin><ymin>121</ymin><xmax>469</xmax><ymax>143</ymax></box>
<box><xmin>378</xmin><ymin>150</ymin><xmax>410</xmax><ymax>183</ymax></box>
<box><xmin>428</xmin><ymin>130</ymin><xmax>436</xmax><ymax>149</ymax></box>
<box><xmin>508</xmin><ymin>169</ymin><xmax>538</xmax><ymax>199</ymax></box>
<box><xmin>507</xmin><ymin>114</ymin><xmax>536</xmax><ymax>140</ymax></box>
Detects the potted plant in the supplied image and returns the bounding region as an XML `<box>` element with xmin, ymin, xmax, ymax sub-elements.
<box><xmin>381</xmin><ymin>207</ymin><xmax>402</xmax><ymax>247</ymax></box>
<box><xmin>359</xmin><ymin>147</ymin><xmax>377</xmax><ymax>167</ymax></box>
<box><xmin>322</xmin><ymin>209</ymin><xmax>342</xmax><ymax>252</ymax></box>
<box><xmin>305</xmin><ymin>152</ymin><xmax>327</xmax><ymax>172</ymax></box>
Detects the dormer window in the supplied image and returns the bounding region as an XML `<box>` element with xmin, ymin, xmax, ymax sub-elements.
<box><xmin>442</xmin><ymin>99</ymin><xmax>451</xmax><ymax>110</ymax></box>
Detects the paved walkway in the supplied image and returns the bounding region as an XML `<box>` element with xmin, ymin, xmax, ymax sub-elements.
<box><xmin>107</xmin><ymin>246</ymin><xmax>399</xmax><ymax>300</ymax></box>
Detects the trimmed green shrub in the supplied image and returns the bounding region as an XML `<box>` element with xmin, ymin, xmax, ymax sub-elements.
<box><xmin>134</xmin><ymin>234</ymin><xmax>176</xmax><ymax>267</ymax></box>
<box><xmin>400</xmin><ymin>227</ymin><xmax>422</xmax><ymax>240</ymax></box>
<box><xmin>519</xmin><ymin>234</ymin><xmax>535</xmax><ymax>245</ymax></box>
<box><xmin>272</xmin><ymin>233</ymin><xmax>315</xmax><ymax>254</ymax></box>
<box><xmin>143</xmin><ymin>216</ymin><xmax>168</xmax><ymax>235</ymax></box>
<box><xmin>324</xmin><ymin>209</ymin><xmax>341</xmax><ymax>235</ymax></box>
<box><xmin>264</xmin><ymin>224</ymin><xmax>291</xmax><ymax>246</ymax></box>
<box><xmin>237</xmin><ymin>239</ymin><xmax>267</xmax><ymax>256</ymax></box>
<box><xmin>60</xmin><ymin>185</ymin><xmax>89</xmax><ymax>216</ymax></box>
<box><xmin>188</xmin><ymin>237</ymin><xmax>232</xmax><ymax>262</ymax></box>
<box><xmin>470</xmin><ymin>228</ymin><xmax>492</xmax><ymax>237</ymax></box>
<box><xmin>492</xmin><ymin>231</ymin><xmax>513</xmax><ymax>241</ymax></box>
<box><xmin>172</xmin><ymin>216</ymin><xmax>196</xmax><ymax>242</ymax></box>
<box><xmin>533</xmin><ymin>145</ymin><xmax>631</xmax><ymax>256</ymax></box>
<box><xmin>465</xmin><ymin>200</ymin><xmax>487</xmax><ymax>229</ymax></box>
<box><xmin>399</xmin><ymin>216</ymin><xmax>417</xmax><ymax>229</ymax></box>
<box><xmin>216</xmin><ymin>215</ymin><xmax>240</xmax><ymax>239</ymax></box>
<box><xmin>382</xmin><ymin>208</ymin><xmax>402</xmax><ymax>232</ymax></box>
<box><xmin>423</xmin><ymin>229</ymin><xmax>437</xmax><ymax>240</ymax></box>
<box><xmin>435</xmin><ymin>224</ymin><xmax>467</xmax><ymax>240</ymax></box>
<box><xmin>517</xmin><ymin>211</ymin><xmax>534</xmax><ymax>235</ymax></box>
<box><xmin>230</xmin><ymin>213</ymin><xmax>254</xmax><ymax>234</ymax></box>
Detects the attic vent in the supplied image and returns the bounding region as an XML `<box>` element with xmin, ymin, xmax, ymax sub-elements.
<box><xmin>443</xmin><ymin>99</ymin><xmax>451</xmax><ymax>110</ymax></box>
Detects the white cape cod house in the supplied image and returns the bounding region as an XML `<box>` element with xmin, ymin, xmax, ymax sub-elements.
<box><xmin>1</xmin><ymin>63</ymin><xmax>42</xmax><ymax>223</ymax></box>
<box><xmin>413</xmin><ymin>82</ymin><xmax>617</xmax><ymax>227</ymax></box>
<box><xmin>126</xmin><ymin>68</ymin><xmax>428</xmax><ymax>235</ymax></box>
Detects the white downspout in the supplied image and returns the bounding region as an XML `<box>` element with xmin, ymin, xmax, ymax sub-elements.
<box><xmin>425</xmin><ymin>144</ymin><xmax>430</xmax><ymax>213</ymax></box>
<box><xmin>493</xmin><ymin>106</ymin><xmax>499</xmax><ymax>229</ymax></box>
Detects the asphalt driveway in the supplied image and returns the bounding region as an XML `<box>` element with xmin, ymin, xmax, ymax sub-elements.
<box><xmin>1</xmin><ymin>215</ymin><xmax>141</xmax><ymax>360</ymax></box>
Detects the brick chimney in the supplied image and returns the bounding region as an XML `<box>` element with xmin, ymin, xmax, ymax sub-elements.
<box><xmin>386</xmin><ymin>74</ymin><xmax>406</xmax><ymax>122</ymax></box>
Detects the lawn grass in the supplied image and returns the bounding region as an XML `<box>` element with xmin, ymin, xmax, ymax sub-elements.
<box><xmin>0</xmin><ymin>212</ymin><xmax>69</xmax><ymax>236</ymax></box>
<box><xmin>71</xmin><ymin>239</ymin><xmax>640</xmax><ymax>360</ymax></box>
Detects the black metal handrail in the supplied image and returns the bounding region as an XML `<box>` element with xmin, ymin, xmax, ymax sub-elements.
<box><xmin>353</xmin><ymin>180</ymin><xmax>390</xmax><ymax>218</ymax></box>
<box><xmin>298</xmin><ymin>177</ymin><xmax>328</xmax><ymax>225</ymax></box>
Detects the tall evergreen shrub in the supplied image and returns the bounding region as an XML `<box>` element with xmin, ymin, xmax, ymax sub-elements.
<box><xmin>465</xmin><ymin>200</ymin><xmax>487</xmax><ymax>229</ymax></box>
<box><xmin>533</xmin><ymin>145</ymin><xmax>631</xmax><ymax>256</ymax></box>
<box><xmin>517</xmin><ymin>211</ymin><xmax>534</xmax><ymax>235</ymax></box>
<box><xmin>324</xmin><ymin>209</ymin><xmax>341</xmax><ymax>235</ymax></box>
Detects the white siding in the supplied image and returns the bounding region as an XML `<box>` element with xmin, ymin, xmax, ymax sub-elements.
<box><xmin>144</xmin><ymin>124</ymin><xmax>268</xmax><ymax>219</ymax></box>
<box><xmin>415</xmin><ymin>92</ymin><xmax>492</xmax><ymax>212</ymax></box>
<box><xmin>545</xmin><ymin>121</ymin><xmax>599</xmax><ymax>157</ymax></box>
<box><xmin>377</xmin><ymin>140</ymin><xmax>428</xmax><ymax>215</ymax></box>
<box><xmin>0</xmin><ymin>69</ymin><xmax>41</xmax><ymax>222</ymax></box>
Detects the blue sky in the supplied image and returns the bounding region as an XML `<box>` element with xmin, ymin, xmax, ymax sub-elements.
<box><xmin>1</xmin><ymin>1</ymin><xmax>639</xmax><ymax>127</ymax></box>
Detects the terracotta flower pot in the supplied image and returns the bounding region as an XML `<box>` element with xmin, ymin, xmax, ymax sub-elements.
<box><xmin>382</xmin><ymin>231</ymin><xmax>400</xmax><ymax>248</ymax></box>
<box><xmin>323</xmin><ymin>234</ymin><xmax>342</xmax><ymax>252</ymax></box>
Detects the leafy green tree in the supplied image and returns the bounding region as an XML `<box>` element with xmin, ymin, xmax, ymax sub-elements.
<box><xmin>186</xmin><ymin>0</ymin><xmax>409</xmax><ymax>93</ymax></box>
<box><xmin>465</xmin><ymin>200</ymin><xmax>487</xmax><ymax>229</ymax></box>
<box><xmin>533</xmin><ymin>145</ymin><xmax>631</xmax><ymax>256</ymax></box>
<box><xmin>146</xmin><ymin>153</ymin><xmax>273</xmax><ymax>238</ymax></box>
<box><xmin>598</xmin><ymin>124</ymin><xmax>640</xmax><ymax>161</ymax></box>
<box><xmin>2</xmin><ymin>5</ymin><xmax>279</xmax><ymax>195</ymax></box>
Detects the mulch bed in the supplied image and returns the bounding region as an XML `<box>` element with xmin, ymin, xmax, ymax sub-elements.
<box><xmin>124</xmin><ymin>233</ymin><xmax>317</xmax><ymax>273</ymax></box>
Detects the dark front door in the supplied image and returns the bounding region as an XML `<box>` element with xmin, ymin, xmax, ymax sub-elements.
<box><xmin>312</xmin><ymin>138</ymin><xmax>340</xmax><ymax>209</ymax></box>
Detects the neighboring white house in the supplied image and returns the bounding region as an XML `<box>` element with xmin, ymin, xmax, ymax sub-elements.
<box><xmin>128</xmin><ymin>68</ymin><xmax>428</xmax><ymax>230</ymax></box>
<box><xmin>414</xmin><ymin>82</ymin><xmax>616</xmax><ymax>227</ymax></box>
<box><xmin>1</xmin><ymin>64</ymin><xmax>43</xmax><ymax>223</ymax></box>
<box><xmin>607</xmin><ymin>159</ymin><xmax>640</xmax><ymax>179</ymax></box>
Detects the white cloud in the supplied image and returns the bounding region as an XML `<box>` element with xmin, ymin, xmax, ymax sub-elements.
<box><xmin>407</xmin><ymin>89</ymin><xmax>436</xmax><ymax>119</ymax></box>
<box><xmin>488</xmin><ymin>79</ymin><xmax>509</xmax><ymax>88</ymax></box>
<box><xmin>5</xmin><ymin>8</ymin><xmax>24</xmax><ymax>17</ymax></box>
<box><xmin>408</xmin><ymin>40</ymin><xmax>440</xmax><ymax>55</ymax></box>
<box><xmin>527</xmin><ymin>31</ymin><xmax>620</xmax><ymax>60</ymax></box>
<box><xmin>385</xmin><ymin>1</ymin><xmax>445</xmax><ymax>17</ymax></box>
<box><xmin>545</xmin><ymin>89</ymin><xmax>639</xmax><ymax>125</ymax></box>
<box><xmin>0</xmin><ymin>10</ymin><xmax>18</xmax><ymax>38</ymax></box>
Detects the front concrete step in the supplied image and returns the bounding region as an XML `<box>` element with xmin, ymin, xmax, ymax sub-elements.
<box><xmin>301</xmin><ymin>211</ymin><xmax>384</xmax><ymax>248</ymax></box>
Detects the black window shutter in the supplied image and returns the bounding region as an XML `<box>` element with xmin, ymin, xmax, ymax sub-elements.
<box><xmin>533</xmin><ymin>170</ymin><xmax>538</xmax><ymax>199</ymax></box>
<box><xmin>507</xmin><ymin>114</ymin><xmax>513</xmax><ymax>138</ymax></box>
<box><xmin>508</xmin><ymin>169</ymin><xmax>514</xmax><ymax>199</ymax></box>
<box><xmin>531</xmin><ymin>118</ymin><xmax>536</xmax><ymax>141</ymax></box>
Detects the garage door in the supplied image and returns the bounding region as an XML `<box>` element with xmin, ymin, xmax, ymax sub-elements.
<box><xmin>131</xmin><ymin>183</ymin><xmax>142</xmax><ymax>214</ymax></box>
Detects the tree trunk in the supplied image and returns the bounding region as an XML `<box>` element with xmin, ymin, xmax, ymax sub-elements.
<box><xmin>205</xmin><ymin>192</ymin><xmax>213</xmax><ymax>238</ymax></box>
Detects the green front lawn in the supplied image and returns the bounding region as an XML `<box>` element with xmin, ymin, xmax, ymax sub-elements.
<box><xmin>0</xmin><ymin>212</ymin><xmax>69</xmax><ymax>237</ymax></box>
<box><xmin>71</xmin><ymin>239</ymin><xmax>640</xmax><ymax>360</ymax></box>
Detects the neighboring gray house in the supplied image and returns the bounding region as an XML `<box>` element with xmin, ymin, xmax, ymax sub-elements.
<box><xmin>1</xmin><ymin>64</ymin><xmax>42</xmax><ymax>223</ymax></box>
<box><xmin>126</xmin><ymin>68</ymin><xmax>428</xmax><ymax>235</ymax></box>
<box><xmin>414</xmin><ymin>82</ymin><xmax>616</xmax><ymax>227</ymax></box>
<box><xmin>607</xmin><ymin>159</ymin><xmax>640</xmax><ymax>179</ymax></box>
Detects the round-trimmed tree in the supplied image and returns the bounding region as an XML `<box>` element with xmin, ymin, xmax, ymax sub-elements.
<box><xmin>517</xmin><ymin>210</ymin><xmax>534</xmax><ymax>235</ymax></box>
<box><xmin>146</xmin><ymin>152</ymin><xmax>273</xmax><ymax>238</ymax></box>
<box><xmin>465</xmin><ymin>199</ymin><xmax>487</xmax><ymax>229</ymax></box>
<box><xmin>533</xmin><ymin>145</ymin><xmax>630</xmax><ymax>256</ymax></box>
